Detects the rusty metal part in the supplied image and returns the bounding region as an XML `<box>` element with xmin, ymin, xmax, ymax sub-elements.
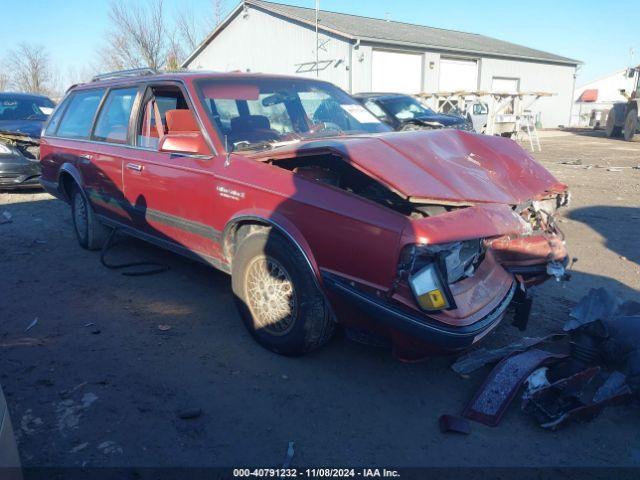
<box><xmin>462</xmin><ymin>349</ymin><xmax>566</xmax><ymax>426</ymax></box>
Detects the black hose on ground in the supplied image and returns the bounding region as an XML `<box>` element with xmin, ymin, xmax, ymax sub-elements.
<box><xmin>100</xmin><ymin>228</ymin><xmax>169</xmax><ymax>276</ymax></box>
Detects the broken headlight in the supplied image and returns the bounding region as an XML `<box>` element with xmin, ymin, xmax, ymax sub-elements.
<box><xmin>0</xmin><ymin>143</ymin><xmax>15</xmax><ymax>155</ymax></box>
<box><xmin>399</xmin><ymin>239</ymin><xmax>485</xmax><ymax>312</ymax></box>
<box><xmin>409</xmin><ymin>263</ymin><xmax>450</xmax><ymax>311</ymax></box>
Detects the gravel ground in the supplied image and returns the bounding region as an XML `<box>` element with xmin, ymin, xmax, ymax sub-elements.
<box><xmin>1</xmin><ymin>130</ymin><xmax>639</xmax><ymax>472</ymax></box>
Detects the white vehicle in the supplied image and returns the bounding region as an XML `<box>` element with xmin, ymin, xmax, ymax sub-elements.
<box><xmin>606</xmin><ymin>66</ymin><xmax>640</xmax><ymax>141</ymax></box>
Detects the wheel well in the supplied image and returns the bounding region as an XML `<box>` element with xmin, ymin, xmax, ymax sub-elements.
<box><xmin>59</xmin><ymin>171</ymin><xmax>77</xmax><ymax>202</ymax></box>
<box><xmin>223</xmin><ymin>220</ymin><xmax>271</xmax><ymax>263</ymax></box>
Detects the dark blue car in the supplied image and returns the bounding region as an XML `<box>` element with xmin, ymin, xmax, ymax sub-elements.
<box><xmin>354</xmin><ymin>92</ymin><xmax>473</xmax><ymax>132</ymax></box>
<box><xmin>0</xmin><ymin>92</ymin><xmax>55</xmax><ymax>189</ymax></box>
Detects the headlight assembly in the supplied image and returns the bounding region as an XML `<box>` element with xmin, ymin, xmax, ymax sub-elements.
<box><xmin>0</xmin><ymin>143</ymin><xmax>15</xmax><ymax>155</ymax></box>
<box><xmin>399</xmin><ymin>239</ymin><xmax>485</xmax><ymax>312</ymax></box>
<box><xmin>409</xmin><ymin>263</ymin><xmax>450</xmax><ymax>311</ymax></box>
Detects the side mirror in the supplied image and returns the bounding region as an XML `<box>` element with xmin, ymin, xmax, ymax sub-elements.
<box><xmin>158</xmin><ymin>132</ymin><xmax>210</xmax><ymax>156</ymax></box>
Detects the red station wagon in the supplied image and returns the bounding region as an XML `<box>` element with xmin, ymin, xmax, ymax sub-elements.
<box><xmin>40</xmin><ymin>69</ymin><xmax>569</xmax><ymax>359</ymax></box>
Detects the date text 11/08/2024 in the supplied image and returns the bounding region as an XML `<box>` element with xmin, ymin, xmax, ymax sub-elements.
<box><xmin>233</xmin><ymin>468</ymin><xmax>401</xmax><ymax>478</ymax></box>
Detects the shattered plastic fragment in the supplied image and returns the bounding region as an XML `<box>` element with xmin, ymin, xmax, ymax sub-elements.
<box><xmin>525</xmin><ymin>367</ymin><xmax>550</xmax><ymax>394</ymax></box>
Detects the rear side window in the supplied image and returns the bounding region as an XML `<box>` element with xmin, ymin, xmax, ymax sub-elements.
<box><xmin>45</xmin><ymin>95</ymin><xmax>72</xmax><ymax>136</ymax></box>
<box><xmin>56</xmin><ymin>89</ymin><xmax>105</xmax><ymax>139</ymax></box>
<box><xmin>93</xmin><ymin>88</ymin><xmax>138</xmax><ymax>144</ymax></box>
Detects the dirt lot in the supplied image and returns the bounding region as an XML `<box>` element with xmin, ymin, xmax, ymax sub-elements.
<box><xmin>1</xmin><ymin>131</ymin><xmax>639</xmax><ymax>471</ymax></box>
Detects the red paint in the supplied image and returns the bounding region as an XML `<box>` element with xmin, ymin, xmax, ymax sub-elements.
<box><xmin>39</xmin><ymin>72</ymin><xmax>570</xmax><ymax>356</ymax></box>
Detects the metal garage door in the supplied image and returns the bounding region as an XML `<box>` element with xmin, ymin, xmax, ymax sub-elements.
<box><xmin>492</xmin><ymin>77</ymin><xmax>520</xmax><ymax>93</ymax></box>
<box><xmin>439</xmin><ymin>58</ymin><xmax>478</xmax><ymax>91</ymax></box>
<box><xmin>371</xmin><ymin>50</ymin><xmax>423</xmax><ymax>94</ymax></box>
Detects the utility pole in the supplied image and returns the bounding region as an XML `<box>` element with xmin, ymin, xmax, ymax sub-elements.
<box><xmin>315</xmin><ymin>0</ymin><xmax>319</xmax><ymax>77</ymax></box>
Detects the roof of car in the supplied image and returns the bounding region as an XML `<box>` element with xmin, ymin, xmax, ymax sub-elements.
<box><xmin>0</xmin><ymin>92</ymin><xmax>54</xmax><ymax>101</ymax></box>
<box><xmin>70</xmin><ymin>71</ymin><xmax>335</xmax><ymax>91</ymax></box>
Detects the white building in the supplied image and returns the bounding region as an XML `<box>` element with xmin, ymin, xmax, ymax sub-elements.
<box><xmin>183</xmin><ymin>0</ymin><xmax>580</xmax><ymax>127</ymax></box>
<box><xmin>571</xmin><ymin>69</ymin><xmax>637</xmax><ymax>127</ymax></box>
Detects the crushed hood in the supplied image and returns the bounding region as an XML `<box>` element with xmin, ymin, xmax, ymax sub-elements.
<box><xmin>256</xmin><ymin>129</ymin><xmax>565</xmax><ymax>205</ymax></box>
<box><xmin>0</xmin><ymin>119</ymin><xmax>44</xmax><ymax>140</ymax></box>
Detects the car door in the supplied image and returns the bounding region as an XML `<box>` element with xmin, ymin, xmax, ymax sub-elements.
<box><xmin>121</xmin><ymin>82</ymin><xmax>223</xmax><ymax>264</ymax></box>
<box><xmin>85</xmin><ymin>86</ymin><xmax>141</xmax><ymax>224</ymax></box>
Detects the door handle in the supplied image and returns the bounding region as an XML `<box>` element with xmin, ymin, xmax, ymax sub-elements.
<box><xmin>126</xmin><ymin>163</ymin><xmax>143</xmax><ymax>172</ymax></box>
<box><xmin>79</xmin><ymin>153</ymin><xmax>92</xmax><ymax>164</ymax></box>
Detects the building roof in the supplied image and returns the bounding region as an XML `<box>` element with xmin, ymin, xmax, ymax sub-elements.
<box><xmin>184</xmin><ymin>0</ymin><xmax>580</xmax><ymax>67</ymax></box>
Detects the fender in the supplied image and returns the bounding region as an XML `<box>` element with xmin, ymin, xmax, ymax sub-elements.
<box><xmin>223</xmin><ymin>209</ymin><xmax>323</xmax><ymax>287</ymax></box>
<box><xmin>57</xmin><ymin>162</ymin><xmax>84</xmax><ymax>202</ymax></box>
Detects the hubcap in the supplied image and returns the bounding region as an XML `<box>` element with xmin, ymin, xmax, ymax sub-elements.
<box><xmin>74</xmin><ymin>193</ymin><xmax>88</xmax><ymax>241</ymax></box>
<box><xmin>244</xmin><ymin>256</ymin><xmax>297</xmax><ymax>335</ymax></box>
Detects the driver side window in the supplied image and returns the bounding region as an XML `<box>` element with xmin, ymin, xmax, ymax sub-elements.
<box><xmin>137</xmin><ymin>85</ymin><xmax>197</xmax><ymax>149</ymax></box>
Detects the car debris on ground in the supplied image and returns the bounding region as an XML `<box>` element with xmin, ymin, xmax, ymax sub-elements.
<box><xmin>446</xmin><ymin>288</ymin><xmax>640</xmax><ymax>432</ymax></box>
<box><xmin>24</xmin><ymin>317</ymin><xmax>38</xmax><ymax>332</ymax></box>
<box><xmin>282</xmin><ymin>441</ymin><xmax>295</xmax><ymax>468</ymax></box>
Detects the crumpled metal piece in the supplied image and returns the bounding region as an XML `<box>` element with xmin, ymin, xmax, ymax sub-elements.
<box><xmin>522</xmin><ymin>367</ymin><xmax>633</xmax><ymax>430</ymax></box>
<box><xmin>564</xmin><ymin>287</ymin><xmax>622</xmax><ymax>331</ymax></box>
<box><xmin>451</xmin><ymin>334</ymin><xmax>565</xmax><ymax>376</ymax></box>
<box><xmin>564</xmin><ymin>288</ymin><xmax>640</xmax><ymax>395</ymax></box>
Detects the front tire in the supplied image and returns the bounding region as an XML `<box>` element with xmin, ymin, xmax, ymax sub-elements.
<box><xmin>623</xmin><ymin>109</ymin><xmax>638</xmax><ymax>141</ymax></box>
<box><xmin>231</xmin><ymin>227</ymin><xmax>334</xmax><ymax>356</ymax></box>
<box><xmin>71</xmin><ymin>185</ymin><xmax>110</xmax><ymax>250</ymax></box>
<box><xmin>606</xmin><ymin>109</ymin><xmax>622</xmax><ymax>138</ymax></box>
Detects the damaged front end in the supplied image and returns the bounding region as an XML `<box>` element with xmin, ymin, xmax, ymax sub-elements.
<box><xmin>488</xmin><ymin>192</ymin><xmax>571</xmax><ymax>285</ymax></box>
<box><xmin>255</xmin><ymin>129</ymin><xmax>571</xmax><ymax>356</ymax></box>
<box><xmin>0</xmin><ymin>131</ymin><xmax>42</xmax><ymax>189</ymax></box>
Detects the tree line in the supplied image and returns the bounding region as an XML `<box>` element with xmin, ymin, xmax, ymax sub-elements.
<box><xmin>1</xmin><ymin>0</ymin><xmax>225</xmax><ymax>97</ymax></box>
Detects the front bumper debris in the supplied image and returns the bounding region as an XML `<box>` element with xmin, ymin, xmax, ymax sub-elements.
<box><xmin>323</xmin><ymin>271</ymin><xmax>516</xmax><ymax>351</ymax></box>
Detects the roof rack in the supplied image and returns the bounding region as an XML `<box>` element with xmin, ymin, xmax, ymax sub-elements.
<box><xmin>91</xmin><ymin>68</ymin><xmax>158</xmax><ymax>83</ymax></box>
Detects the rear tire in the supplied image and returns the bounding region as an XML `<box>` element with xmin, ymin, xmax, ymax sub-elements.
<box><xmin>71</xmin><ymin>185</ymin><xmax>110</xmax><ymax>250</ymax></box>
<box><xmin>231</xmin><ymin>227</ymin><xmax>334</xmax><ymax>356</ymax></box>
<box><xmin>606</xmin><ymin>109</ymin><xmax>622</xmax><ymax>138</ymax></box>
<box><xmin>623</xmin><ymin>109</ymin><xmax>638</xmax><ymax>141</ymax></box>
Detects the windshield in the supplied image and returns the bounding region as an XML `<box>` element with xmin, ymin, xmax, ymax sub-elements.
<box><xmin>380</xmin><ymin>96</ymin><xmax>435</xmax><ymax>121</ymax></box>
<box><xmin>0</xmin><ymin>95</ymin><xmax>55</xmax><ymax>121</ymax></box>
<box><xmin>196</xmin><ymin>78</ymin><xmax>391</xmax><ymax>151</ymax></box>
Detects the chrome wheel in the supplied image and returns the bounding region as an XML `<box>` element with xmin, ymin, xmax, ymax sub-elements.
<box><xmin>73</xmin><ymin>192</ymin><xmax>88</xmax><ymax>242</ymax></box>
<box><xmin>244</xmin><ymin>255</ymin><xmax>297</xmax><ymax>335</ymax></box>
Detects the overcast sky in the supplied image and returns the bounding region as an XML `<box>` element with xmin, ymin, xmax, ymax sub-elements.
<box><xmin>0</xmin><ymin>0</ymin><xmax>637</xmax><ymax>87</ymax></box>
